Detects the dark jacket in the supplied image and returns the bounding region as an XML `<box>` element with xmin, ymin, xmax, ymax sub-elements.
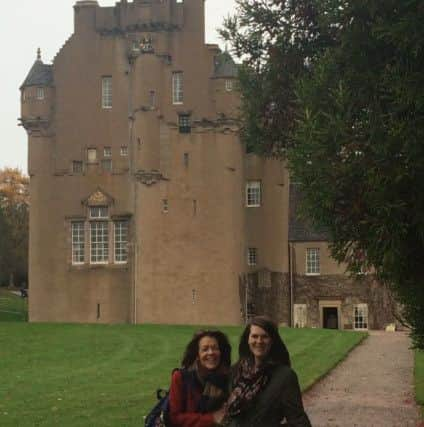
<box><xmin>226</xmin><ymin>365</ymin><xmax>312</xmax><ymax>427</ymax></box>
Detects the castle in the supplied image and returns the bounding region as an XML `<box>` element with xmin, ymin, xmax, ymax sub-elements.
<box><xmin>20</xmin><ymin>0</ymin><xmax>395</xmax><ymax>329</ymax></box>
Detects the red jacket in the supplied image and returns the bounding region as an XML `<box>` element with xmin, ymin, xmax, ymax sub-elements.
<box><xmin>168</xmin><ymin>370</ymin><xmax>216</xmax><ymax>427</ymax></box>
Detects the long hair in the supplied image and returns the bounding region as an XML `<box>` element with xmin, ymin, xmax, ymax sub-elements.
<box><xmin>238</xmin><ymin>316</ymin><xmax>291</xmax><ymax>367</ymax></box>
<box><xmin>181</xmin><ymin>330</ymin><xmax>232</xmax><ymax>369</ymax></box>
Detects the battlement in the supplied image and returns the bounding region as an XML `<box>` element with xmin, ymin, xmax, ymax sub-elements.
<box><xmin>74</xmin><ymin>0</ymin><xmax>204</xmax><ymax>40</ymax></box>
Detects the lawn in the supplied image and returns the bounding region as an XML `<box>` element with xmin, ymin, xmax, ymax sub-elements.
<box><xmin>0</xmin><ymin>288</ymin><xmax>28</xmax><ymax>321</ymax></box>
<box><xmin>415</xmin><ymin>350</ymin><xmax>424</xmax><ymax>417</ymax></box>
<box><xmin>0</xmin><ymin>321</ymin><xmax>365</xmax><ymax>427</ymax></box>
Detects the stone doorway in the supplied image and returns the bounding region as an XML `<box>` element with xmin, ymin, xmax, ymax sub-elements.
<box><xmin>319</xmin><ymin>300</ymin><xmax>342</xmax><ymax>330</ymax></box>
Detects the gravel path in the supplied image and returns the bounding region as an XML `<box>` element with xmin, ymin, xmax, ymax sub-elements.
<box><xmin>303</xmin><ymin>331</ymin><xmax>419</xmax><ymax>427</ymax></box>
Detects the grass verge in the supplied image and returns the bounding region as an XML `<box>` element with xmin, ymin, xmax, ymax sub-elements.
<box><xmin>0</xmin><ymin>288</ymin><xmax>27</xmax><ymax>321</ymax></box>
<box><xmin>0</xmin><ymin>323</ymin><xmax>365</xmax><ymax>427</ymax></box>
<box><xmin>415</xmin><ymin>349</ymin><xmax>424</xmax><ymax>418</ymax></box>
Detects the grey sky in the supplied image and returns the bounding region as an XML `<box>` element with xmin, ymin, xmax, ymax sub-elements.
<box><xmin>0</xmin><ymin>0</ymin><xmax>236</xmax><ymax>172</ymax></box>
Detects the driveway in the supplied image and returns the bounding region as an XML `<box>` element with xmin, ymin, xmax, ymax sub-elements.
<box><xmin>303</xmin><ymin>331</ymin><xmax>419</xmax><ymax>427</ymax></box>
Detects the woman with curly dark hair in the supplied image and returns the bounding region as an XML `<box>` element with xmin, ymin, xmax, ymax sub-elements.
<box><xmin>223</xmin><ymin>316</ymin><xmax>311</xmax><ymax>427</ymax></box>
<box><xmin>169</xmin><ymin>330</ymin><xmax>232</xmax><ymax>427</ymax></box>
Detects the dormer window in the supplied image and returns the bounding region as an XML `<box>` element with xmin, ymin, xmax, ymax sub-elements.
<box><xmin>36</xmin><ymin>87</ymin><xmax>45</xmax><ymax>100</ymax></box>
<box><xmin>89</xmin><ymin>206</ymin><xmax>109</xmax><ymax>219</ymax></box>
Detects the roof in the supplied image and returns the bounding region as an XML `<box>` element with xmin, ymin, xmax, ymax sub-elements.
<box><xmin>289</xmin><ymin>183</ymin><xmax>330</xmax><ymax>242</ymax></box>
<box><xmin>213</xmin><ymin>51</ymin><xmax>238</xmax><ymax>79</ymax></box>
<box><xmin>21</xmin><ymin>60</ymin><xmax>53</xmax><ymax>89</ymax></box>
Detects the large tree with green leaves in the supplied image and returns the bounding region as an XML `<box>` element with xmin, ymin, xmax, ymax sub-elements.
<box><xmin>222</xmin><ymin>0</ymin><xmax>424</xmax><ymax>347</ymax></box>
<box><xmin>0</xmin><ymin>168</ymin><xmax>29</xmax><ymax>287</ymax></box>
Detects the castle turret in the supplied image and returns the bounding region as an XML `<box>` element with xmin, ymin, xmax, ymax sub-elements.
<box><xmin>20</xmin><ymin>48</ymin><xmax>54</xmax><ymax>133</ymax></box>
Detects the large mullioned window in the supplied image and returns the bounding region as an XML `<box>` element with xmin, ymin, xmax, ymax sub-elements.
<box><xmin>71</xmin><ymin>206</ymin><xmax>129</xmax><ymax>266</ymax></box>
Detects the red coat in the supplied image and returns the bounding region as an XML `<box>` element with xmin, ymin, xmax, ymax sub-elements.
<box><xmin>168</xmin><ymin>370</ymin><xmax>216</xmax><ymax>427</ymax></box>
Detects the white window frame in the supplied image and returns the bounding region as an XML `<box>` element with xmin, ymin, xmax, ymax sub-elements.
<box><xmin>225</xmin><ymin>79</ymin><xmax>233</xmax><ymax>92</ymax></box>
<box><xmin>102</xmin><ymin>76</ymin><xmax>112</xmax><ymax>109</ymax></box>
<box><xmin>90</xmin><ymin>221</ymin><xmax>109</xmax><ymax>264</ymax></box>
<box><xmin>247</xmin><ymin>247</ymin><xmax>258</xmax><ymax>266</ymax></box>
<box><xmin>172</xmin><ymin>71</ymin><xmax>183</xmax><ymax>104</ymax></box>
<box><xmin>87</xmin><ymin>148</ymin><xmax>97</xmax><ymax>164</ymax></box>
<box><xmin>36</xmin><ymin>87</ymin><xmax>45</xmax><ymax>100</ymax></box>
<box><xmin>114</xmin><ymin>221</ymin><xmax>128</xmax><ymax>264</ymax></box>
<box><xmin>354</xmin><ymin>304</ymin><xmax>369</xmax><ymax>330</ymax></box>
<box><xmin>246</xmin><ymin>181</ymin><xmax>261</xmax><ymax>207</ymax></box>
<box><xmin>120</xmin><ymin>146</ymin><xmax>128</xmax><ymax>157</ymax></box>
<box><xmin>306</xmin><ymin>248</ymin><xmax>320</xmax><ymax>275</ymax></box>
<box><xmin>71</xmin><ymin>222</ymin><xmax>85</xmax><ymax>265</ymax></box>
<box><xmin>89</xmin><ymin>206</ymin><xmax>109</xmax><ymax>219</ymax></box>
<box><xmin>103</xmin><ymin>147</ymin><xmax>112</xmax><ymax>157</ymax></box>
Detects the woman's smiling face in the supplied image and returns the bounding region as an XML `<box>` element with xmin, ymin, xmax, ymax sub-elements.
<box><xmin>197</xmin><ymin>336</ymin><xmax>221</xmax><ymax>371</ymax></box>
<box><xmin>248</xmin><ymin>325</ymin><xmax>272</xmax><ymax>365</ymax></box>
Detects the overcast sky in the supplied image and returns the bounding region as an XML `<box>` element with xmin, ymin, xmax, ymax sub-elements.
<box><xmin>0</xmin><ymin>0</ymin><xmax>237</xmax><ymax>173</ymax></box>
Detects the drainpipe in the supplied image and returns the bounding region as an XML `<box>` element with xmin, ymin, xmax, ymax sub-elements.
<box><xmin>288</xmin><ymin>242</ymin><xmax>294</xmax><ymax>327</ymax></box>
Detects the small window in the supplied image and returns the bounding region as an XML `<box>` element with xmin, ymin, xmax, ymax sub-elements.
<box><xmin>183</xmin><ymin>153</ymin><xmax>189</xmax><ymax>167</ymax></box>
<box><xmin>162</xmin><ymin>199</ymin><xmax>169</xmax><ymax>213</ymax></box>
<box><xmin>87</xmin><ymin>148</ymin><xmax>97</xmax><ymax>163</ymax></box>
<box><xmin>72</xmin><ymin>161</ymin><xmax>83</xmax><ymax>174</ymax></box>
<box><xmin>149</xmin><ymin>90</ymin><xmax>156</xmax><ymax>108</ymax></box>
<box><xmin>306</xmin><ymin>248</ymin><xmax>320</xmax><ymax>275</ymax></box>
<box><xmin>36</xmin><ymin>87</ymin><xmax>45</xmax><ymax>100</ymax></box>
<box><xmin>22</xmin><ymin>90</ymin><xmax>26</xmax><ymax>102</ymax></box>
<box><xmin>246</xmin><ymin>181</ymin><xmax>261</xmax><ymax>207</ymax></box>
<box><xmin>89</xmin><ymin>206</ymin><xmax>108</xmax><ymax>219</ymax></box>
<box><xmin>102</xmin><ymin>76</ymin><xmax>112</xmax><ymax>109</ymax></box>
<box><xmin>247</xmin><ymin>248</ymin><xmax>258</xmax><ymax>266</ymax></box>
<box><xmin>71</xmin><ymin>222</ymin><xmax>85</xmax><ymax>264</ymax></box>
<box><xmin>172</xmin><ymin>72</ymin><xmax>183</xmax><ymax>104</ymax></box>
<box><xmin>104</xmin><ymin>147</ymin><xmax>112</xmax><ymax>157</ymax></box>
<box><xmin>225</xmin><ymin>80</ymin><xmax>233</xmax><ymax>92</ymax></box>
<box><xmin>101</xmin><ymin>159</ymin><xmax>112</xmax><ymax>172</ymax></box>
<box><xmin>114</xmin><ymin>220</ymin><xmax>128</xmax><ymax>263</ymax></box>
<box><xmin>120</xmin><ymin>146</ymin><xmax>128</xmax><ymax>157</ymax></box>
<box><xmin>193</xmin><ymin>199</ymin><xmax>197</xmax><ymax>216</ymax></box>
<box><xmin>179</xmin><ymin>114</ymin><xmax>191</xmax><ymax>133</ymax></box>
<box><xmin>354</xmin><ymin>304</ymin><xmax>368</xmax><ymax>330</ymax></box>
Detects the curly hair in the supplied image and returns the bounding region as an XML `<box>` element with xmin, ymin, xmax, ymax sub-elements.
<box><xmin>238</xmin><ymin>316</ymin><xmax>291</xmax><ymax>367</ymax></box>
<box><xmin>181</xmin><ymin>330</ymin><xmax>232</xmax><ymax>369</ymax></box>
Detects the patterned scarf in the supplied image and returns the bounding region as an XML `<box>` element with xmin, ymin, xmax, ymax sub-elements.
<box><xmin>187</xmin><ymin>362</ymin><xmax>229</xmax><ymax>413</ymax></box>
<box><xmin>225</xmin><ymin>359</ymin><xmax>271</xmax><ymax>418</ymax></box>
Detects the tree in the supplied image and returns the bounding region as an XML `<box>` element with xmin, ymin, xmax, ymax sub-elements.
<box><xmin>0</xmin><ymin>168</ymin><xmax>29</xmax><ymax>287</ymax></box>
<box><xmin>222</xmin><ymin>0</ymin><xmax>424</xmax><ymax>347</ymax></box>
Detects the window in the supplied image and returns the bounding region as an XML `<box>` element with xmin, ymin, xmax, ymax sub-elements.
<box><xmin>72</xmin><ymin>161</ymin><xmax>83</xmax><ymax>174</ymax></box>
<box><xmin>149</xmin><ymin>90</ymin><xmax>156</xmax><ymax>108</ymax></box>
<box><xmin>89</xmin><ymin>206</ymin><xmax>108</xmax><ymax>219</ymax></box>
<box><xmin>183</xmin><ymin>153</ymin><xmax>189</xmax><ymax>167</ymax></box>
<box><xmin>102</xmin><ymin>76</ymin><xmax>112</xmax><ymax>109</ymax></box>
<box><xmin>120</xmin><ymin>146</ymin><xmax>128</xmax><ymax>156</ymax></box>
<box><xmin>225</xmin><ymin>80</ymin><xmax>233</xmax><ymax>92</ymax></box>
<box><xmin>114</xmin><ymin>221</ymin><xmax>128</xmax><ymax>263</ymax></box>
<box><xmin>172</xmin><ymin>72</ymin><xmax>183</xmax><ymax>104</ymax></box>
<box><xmin>36</xmin><ymin>87</ymin><xmax>45</xmax><ymax>100</ymax></box>
<box><xmin>248</xmin><ymin>248</ymin><xmax>258</xmax><ymax>266</ymax></box>
<box><xmin>87</xmin><ymin>148</ymin><xmax>97</xmax><ymax>163</ymax></box>
<box><xmin>354</xmin><ymin>304</ymin><xmax>368</xmax><ymax>330</ymax></box>
<box><xmin>90</xmin><ymin>221</ymin><xmax>109</xmax><ymax>264</ymax></box>
<box><xmin>179</xmin><ymin>114</ymin><xmax>191</xmax><ymax>133</ymax></box>
<box><xmin>104</xmin><ymin>147</ymin><xmax>112</xmax><ymax>157</ymax></box>
<box><xmin>162</xmin><ymin>199</ymin><xmax>169</xmax><ymax>213</ymax></box>
<box><xmin>71</xmin><ymin>222</ymin><xmax>85</xmax><ymax>264</ymax></box>
<box><xmin>306</xmin><ymin>248</ymin><xmax>320</xmax><ymax>275</ymax></box>
<box><xmin>101</xmin><ymin>159</ymin><xmax>112</xmax><ymax>172</ymax></box>
<box><xmin>246</xmin><ymin>181</ymin><xmax>261</xmax><ymax>207</ymax></box>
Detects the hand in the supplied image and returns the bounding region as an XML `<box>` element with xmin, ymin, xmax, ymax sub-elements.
<box><xmin>213</xmin><ymin>404</ymin><xmax>227</xmax><ymax>425</ymax></box>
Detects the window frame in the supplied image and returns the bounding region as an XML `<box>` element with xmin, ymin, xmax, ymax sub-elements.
<box><xmin>246</xmin><ymin>181</ymin><xmax>261</xmax><ymax>207</ymax></box>
<box><xmin>36</xmin><ymin>87</ymin><xmax>45</xmax><ymax>100</ymax></box>
<box><xmin>101</xmin><ymin>76</ymin><xmax>113</xmax><ymax>109</ymax></box>
<box><xmin>71</xmin><ymin>221</ymin><xmax>85</xmax><ymax>265</ymax></box>
<box><xmin>114</xmin><ymin>220</ymin><xmax>129</xmax><ymax>264</ymax></box>
<box><xmin>72</xmin><ymin>161</ymin><xmax>83</xmax><ymax>174</ymax></box>
<box><xmin>90</xmin><ymin>220</ymin><xmax>109</xmax><ymax>264</ymax></box>
<box><xmin>247</xmin><ymin>247</ymin><xmax>258</xmax><ymax>266</ymax></box>
<box><xmin>172</xmin><ymin>71</ymin><xmax>183</xmax><ymax>104</ymax></box>
<box><xmin>306</xmin><ymin>248</ymin><xmax>320</xmax><ymax>275</ymax></box>
<box><xmin>353</xmin><ymin>303</ymin><xmax>369</xmax><ymax>330</ymax></box>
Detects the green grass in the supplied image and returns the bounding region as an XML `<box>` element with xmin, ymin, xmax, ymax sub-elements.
<box><xmin>415</xmin><ymin>349</ymin><xmax>424</xmax><ymax>418</ymax></box>
<box><xmin>0</xmin><ymin>322</ymin><xmax>365</xmax><ymax>426</ymax></box>
<box><xmin>0</xmin><ymin>288</ymin><xmax>28</xmax><ymax>321</ymax></box>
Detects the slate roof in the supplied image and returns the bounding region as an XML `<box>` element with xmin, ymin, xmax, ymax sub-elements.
<box><xmin>289</xmin><ymin>183</ymin><xmax>330</xmax><ymax>242</ymax></box>
<box><xmin>212</xmin><ymin>51</ymin><xmax>238</xmax><ymax>79</ymax></box>
<box><xmin>21</xmin><ymin>60</ymin><xmax>53</xmax><ymax>89</ymax></box>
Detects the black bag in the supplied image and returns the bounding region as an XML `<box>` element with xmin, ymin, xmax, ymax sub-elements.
<box><xmin>144</xmin><ymin>388</ymin><xmax>171</xmax><ymax>427</ymax></box>
<box><xmin>144</xmin><ymin>369</ymin><xmax>188</xmax><ymax>427</ymax></box>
